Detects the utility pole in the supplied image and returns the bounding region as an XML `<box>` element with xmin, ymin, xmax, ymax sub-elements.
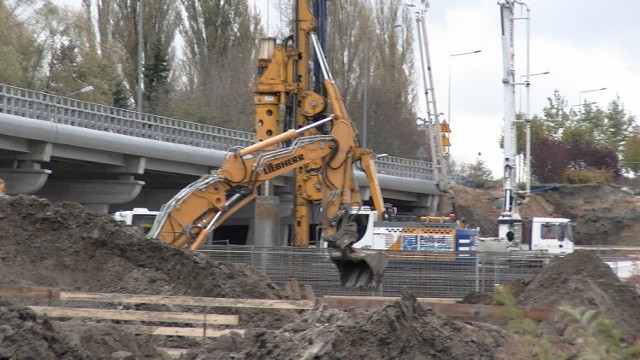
<box><xmin>137</xmin><ymin>0</ymin><xmax>143</xmax><ymax>113</ymax></box>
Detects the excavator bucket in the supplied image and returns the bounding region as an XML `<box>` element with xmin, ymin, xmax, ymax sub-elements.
<box><xmin>324</xmin><ymin>221</ymin><xmax>388</xmax><ymax>288</ymax></box>
<box><xmin>330</xmin><ymin>248</ymin><xmax>388</xmax><ymax>289</ymax></box>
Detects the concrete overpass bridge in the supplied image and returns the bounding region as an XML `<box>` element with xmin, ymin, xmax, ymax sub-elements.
<box><xmin>0</xmin><ymin>84</ymin><xmax>445</xmax><ymax>243</ymax></box>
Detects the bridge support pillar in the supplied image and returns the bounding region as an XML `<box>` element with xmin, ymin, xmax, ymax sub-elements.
<box><xmin>35</xmin><ymin>179</ymin><xmax>145</xmax><ymax>213</ymax></box>
<box><xmin>251</xmin><ymin>196</ymin><xmax>280</xmax><ymax>247</ymax></box>
<box><xmin>0</xmin><ymin>167</ymin><xmax>52</xmax><ymax>195</ymax></box>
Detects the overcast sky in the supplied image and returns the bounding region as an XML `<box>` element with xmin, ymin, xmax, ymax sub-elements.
<box><xmin>420</xmin><ymin>0</ymin><xmax>640</xmax><ymax>177</ymax></box>
<box><xmin>55</xmin><ymin>0</ymin><xmax>640</xmax><ymax>178</ymax></box>
<box><xmin>253</xmin><ymin>0</ymin><xmax>640</xmax><ymax>178</ymax></box>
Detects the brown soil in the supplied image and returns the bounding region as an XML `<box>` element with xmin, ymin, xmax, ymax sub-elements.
<box><xmin>441</xmin><ymin>183</ymin><xmax>640</xmax><ymax>245</ymax></box>
<box><xmin>182</xmin><ymin>291</ymin><xmax>535</xmax><ymax>360</ymax></box>
<box><xmin>0</xmin><ymin>195</ymin><xmax>295</xmax><ymax>359</ymax></box>
<box><xmin>1</xmin><ymin>184</ymin><xmax>640</xmax><ymax>359</ymax></box>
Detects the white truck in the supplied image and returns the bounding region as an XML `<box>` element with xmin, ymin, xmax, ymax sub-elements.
<box><xmin>112</xmin><ymin>208</ymin><xmax>159</xmax><ymax>235</ymax></box>
<box><xmin>478</xmin><ymin>216</ymin><xmax>574</xmax><ymax>255</ymax></box>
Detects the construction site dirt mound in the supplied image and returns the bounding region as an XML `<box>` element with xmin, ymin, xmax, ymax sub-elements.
<box><xmin>439</xmin><ymin>185</ymin><xmax>555</xmax><ymax>237</ymax></box>
<box><xmin>538</xmin><ymin>184</ymin><xmax>640</xmax><ymax>245</ymax></box>
<box><xmin>182</xmin><ymin>291</ymin><xmax>534</xmax><ymax>360</ymax></box>
<box><xmin>0</xmin><ymin>300</ymin><xmax>87</xmax><ymax>359</ymax></box>
<box><xmin>0</xmin><ymin>300</ymin><xmax>172</xmax><ymax>359</ymax></box>
<box><xmin>0</xmin><ymin>195</ymin><xmax>284</xmax><ymax>300</ymax></box>
<box><xmin>462</xmin><ymin>251</ymin><xmax>640</xmax><ymax>338</ymax></box>
<box><xmin>0</xmin><ymin>195</ymin><xmax>297</xmax><ymax>358</ymax></box>
<box><xmin>2</xmin><ymin>186</ymin><xmax>640</xmax><ymax>358</ymax></box>
<box><xmin>518</xmin><ymin>251</ymin><xmax>640</xmax><ymax>337</ymax></box>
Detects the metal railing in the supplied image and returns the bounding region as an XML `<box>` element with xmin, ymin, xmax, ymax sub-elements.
<box><xmin>0</xmin><ymin>84</ymin><xmax>434</xmax><ymax>180</ymax></box>
<box><xmin>199</xmin><ymin>245</ymin><xmax>556</xmax><ymax>298</ymax></box>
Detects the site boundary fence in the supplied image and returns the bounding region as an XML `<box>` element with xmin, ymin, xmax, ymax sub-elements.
<box><xmin>196</xmin><ymin>246</ymin><xmax>502</xmax><ymax>298</ymax></box>
<box><xmin>198</xmin><ymin>245</ymin><xmax>637</xmax><ymax>298</ymax></box>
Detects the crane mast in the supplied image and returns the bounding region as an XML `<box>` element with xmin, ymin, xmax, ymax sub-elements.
<box><xmin>413</xmin><ymin>2</ymin><xmax>449</xmax><ymax>198</ymax></box>
<box><xmin>498</xmin><ymin>0</ymin><xmax>523</xmax><ymax>242</ymax></box>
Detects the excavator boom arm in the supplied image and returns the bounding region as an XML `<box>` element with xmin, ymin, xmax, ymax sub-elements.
<box><xmin>148</xmin><ymin>2</ymin><xmax>389</xmax><ymax>289</ymax></box>
<box><xmin>148</xmin><ymin>119</ymin><xmax>336</xmax><ymax>249</ymax></box>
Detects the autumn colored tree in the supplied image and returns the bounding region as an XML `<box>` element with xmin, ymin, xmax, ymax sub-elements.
<box><xmin>537</xmin><ymin>90</ymin><xmax>632</xmax><ymax>183</ymax></box>
<box><xmin>531</xmin><ymin>138</ymin><xmax>570</xmax><ymax>183</ymax></box>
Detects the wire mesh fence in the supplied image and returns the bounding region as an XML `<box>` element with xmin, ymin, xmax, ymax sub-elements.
<box><xmin>199</xmin><ymin>246</ymin><xmax>558</xmax><ymax>299</ymax></box>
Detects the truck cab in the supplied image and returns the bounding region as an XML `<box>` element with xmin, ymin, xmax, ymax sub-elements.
<box><xmin>528</xmin><ymin>217</ymin><xmax>574</xmax><ymax>254</ymax></box>
<box><xmin>112</xmin><ymin>208</ymin><xmax>160</xmax><ymax>235</ymax></box>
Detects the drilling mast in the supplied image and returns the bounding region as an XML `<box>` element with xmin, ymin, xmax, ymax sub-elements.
<box><xmin>411</xmin><ymin>1</ymin><xmax>450</xmax><ymax>213</ymax></box>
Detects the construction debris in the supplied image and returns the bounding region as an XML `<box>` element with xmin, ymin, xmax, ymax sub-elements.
<box><xmin>1</xmin><ymin>192</ymin><xmax>639</xmax><ymax>358</ymax></box>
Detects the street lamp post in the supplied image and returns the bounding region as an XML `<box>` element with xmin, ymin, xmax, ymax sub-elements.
<box><xmin>137</xmin><ymin>0</ymin><xmax>143</xmax><ymax>113</ymax></box>
<box><xmin>64</xmin><ymin>85</ymin><xmax>94</xmax><ymax>98</ymax></box>
<box><xmin>520</xmin><ymin>71</ymin><xmax>549</xmax><ymax>195</ymax></box>
<box><xmin>447</xmin><ymin>50</ymin><xmax>481</xmax><ymax>126</ymax></box>
<box><xmin>578</xmin><ymin>87</ymin><xmax>607</xmax><ymax>117</ymax></box>
<box><xmin>363</xmin><ymin>24</ymin><xmax>401</xmax><ymax>148</ymax></box>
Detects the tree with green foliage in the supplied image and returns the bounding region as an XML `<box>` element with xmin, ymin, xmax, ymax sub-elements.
<box><xmin>542</xmin><ymin>90</ymin><xmax>572</xmax><ymax>139</ymax></box>
<box><xmin>140</xmin><ymin>0</ymin><xmax>179</xmax><ymax>114</ymax></box>
<box><xmin>601</xmin><ymin>97</ymin><xmax>636</xmax><ymax>155</ymax></box>
<box><xmin>143</xmin><ymin>40</ymin><xmax>171</xmax><ymax>113</ymax></box>
<box><xmin>535</xmin><ymin>90</ymin><xmax>634</xmax><ymax>183</ymax></box>
<box><xmin>623</xmin><ymin>132</ymin><xmax>640</xmax><ymax>176</ymax></box>
<box><xmin>112</xmin><ymin>76</ymin><xmax>132</xmax><ymax>109</ymax></box>
<box><xmin>0</xmin><ymin>1</ymin><xmax>42</xmax><ymax>88</ymax></box>
<box><xmin>458</xmin><ymin>154</ymin><xmax>495</xmax><ymax>188</ymax></box>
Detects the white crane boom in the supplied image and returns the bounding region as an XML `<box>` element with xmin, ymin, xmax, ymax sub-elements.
<box><xmin>498</xmin><ymin>0</ymin><xmax>523</xmax><ymax>242</ymax></box>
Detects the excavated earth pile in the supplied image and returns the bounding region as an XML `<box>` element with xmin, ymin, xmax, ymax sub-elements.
<box><xmin>182</xmin><ymin>291</ymin><xmax>533</xmax><ymax>360</ymax></box>
<box><xmin>2</xmin><ymin>192</ymin><xmax>640</xmax><ymax>359</ymax></box>
<box><xmin>462</xmin><ymin>251</ymin><xmax>640</xmax><ymax>339</ymax></box>
<box><xmin>0</xmin><ymin>195</ymin><xmax>284</xmax><ymax>300</ymax></box>
<box><xmin>0</xmin><ymin>301</ymin><xmax>89</xmax><ymax>360</ymax></box>
<box><xmin>0</xmin><ymin>195</ymin><xmax>296</xmax><ymax>358</ymax></box>
<box><xmin>538</xmin><ymin>184</ymin><xmax>640</xmax><ymax>245</ymax></box>
<box><xmin>441</xmin><ymin>183</ymin><xmax>640</xmax><ymax>245</ymax></box>
<box><xmin>183</xmin><ymin>252</ymin><xmax>640</xmax><ymax>359</ymax></box>
<box><xmin>515</xmin><ymin>251</ymin><xmax>640</xmax><ymax>337</ymax></box>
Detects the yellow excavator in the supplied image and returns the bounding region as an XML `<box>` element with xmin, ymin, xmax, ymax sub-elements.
<box><xmin>147</xmin><ymin>0</ymin><xmax>388</xmax><ymax>288</ymax></box>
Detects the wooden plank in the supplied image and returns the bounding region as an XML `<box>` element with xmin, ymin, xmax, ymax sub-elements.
<box><xmin>117</xmin><ymin>325</ymin><xmax>245</xmax><ymax>338</ymax></box>
<box><xmin>29</xmin><ymin>306</ymin><xmax>239</xmax><ymax>325</ymax></box>
<box><xmin>60</xmin><ymin>292</ymin><xmax>315</xmax><ymax>310</ymax></box>
<box><xmin>318</xmin><ymin>296</ymin><xmax>458</xmax><ymax>309</ymax></box>
<box><xmin>427</xmin><ymin>303</ymin><xmax>554</xmax><ymax>321</ymax></box>
<box><xmin>284</xmin><ymin>281</ymin><xmax>294</xmax><ymax>298</ymax></box>
<box><xmin>304</xmin><ymin>285</ymin><xmax>315</xmax><ymax>303</ymax></box>
<box><xmin>290</xmin><ymin>278</ymin><xmax>301</xmax><ymax>300</ymax></box>
<box><xmin>157</xmin><ymin>348</ymin><xmax>188</xmax><ymax>359</ymax></box>
<box><xmin>0</xmin><ymin>285</ymin><xmax>60</xmax><ymax>300</ymax></box>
